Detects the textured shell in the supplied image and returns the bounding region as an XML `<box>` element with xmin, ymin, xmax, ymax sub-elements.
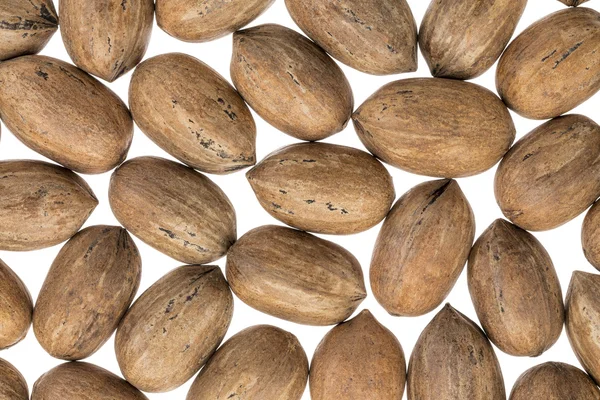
<box><xmin>231</xmin><ymin>24</ymin><xmax>354</xmax><ymax>141</ymax></box>
<box><xmin>407</xmin><ymin>304</ymin><xmax>505</xmax><ymax>400</ymax></box>
<box><xmin>353</xmin><ymin>78</ymin><xmax>515</xmax><ymax>178</ymax></box>
<box><xmin>509</xmin><ymin>362</ymin><xmax>600</xmax><ymax>400</ymax></box>
<box><xmin>566</xmin><ymin>271</ymin><xmax>600</xmax><ymax>385</ymax></box>
<box><xmin>497</xmin><ymin>8</ymin><xmax>600</xmax><ymax>119</ymax></box>
<box><xmin>310</xmin><ymin>310</ymin><xmax>406</xmax><ymax>400</ymax></box>
<box><xmin>0</xmin><ymin>0</ymin><xmax>58</xmax><ymax>61</ymax></box>
<box><xmin>115</xmin><ymin>265</ymin><xmax>234</xmax><ymax>393</ymax></box>
<box><xmin>60</xmin><ymin>0</ymin><xmax>154</xmax><ymax>82</ymax></box>
<box><xmin>582</xmin><ymin>201</ymin><xmax>600</xmax><ymax>270</ymax></box>
<box><xmin>187</xmin><ymin>325</ymin><xmax>308</xmax><ymax>400</ymax></box>
<box><xmin>247</xmin><ymin>143</ymin><xmax>395</xmax><ymax>235</ymax></box>
<box><xmin>285</xmin><ymin>0</ymin><xmax>417</xmax><ymax>75</ymax></box>
<box><xmin>157</xmin><ymin>0</ymin><xmax>274</xmax><ymax>42</ymax></box>
<box><xmin>0</xmin><ymin>260</ymin><xmax>32</xmax><ymax>349</ymax></box>
<box><xmin>495</xmin><ymin>115</ymin><xmax>600</xmax><ymax>231</ymax></box>
<box><xmin>226</xmin><ymin>225</ymin><xmax>366</xmax><ymax>325</ymax></box>
<box><xmin>129</xmin><ymin>53</ymin><xmax>256</xmax><ymax>174</ymax></box>
<box><xmin>0</xmin><ymin>160</ymin><xmax>97</xmax><ymax>251</ymax></box>
<box><xmin>0</xmin><ymin>56</ymin><xmax>134</xmax><ymax>174</ymax></box>
<box><xmin>31</xmin><ymin>362</ymin><xmax>148</xmax><ymax>400</ymax></box>
<box><xmin>33</xmin><ymin>226</ymin><xmax>141</xmax><ymax>361</ymax></box>
<box><xmin>559</xmin><ymin>0</ymin><xmax>589</xmax><ymax>4</ymax></box>
<box><xmin>371</xmin><ymin>180</ymin><xmax>475</xmax><ymax>317</ymax></box>
<box><xmin>109</xmin><ymin>157</ymin><xmax>236</xmax><ymax>264</ymax></box>
<box><xmin>420</xmin><ymin>0</ymin><xmax>526</xmax><ymax>80</ymax></box>
<box><xmin>468</xmin><ymin>219</ymin><xmax>564</xmax><ymax>357</ymax></box>
<box><xmin>0</xmin><ymin>358</ymin><xmax>28</xmax><ymax>400</ymax></box>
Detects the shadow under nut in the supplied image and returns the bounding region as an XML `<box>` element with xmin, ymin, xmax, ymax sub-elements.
<box><xmin>0</xmin><ymin>260</ymin><xmax>32</xmax><ymax>350</ymax></box>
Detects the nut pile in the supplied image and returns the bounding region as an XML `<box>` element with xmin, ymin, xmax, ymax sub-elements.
<box><xmin>1</xmin><ymin>0</ymin><xmax>600</xmax><ymax>399</ymax></box>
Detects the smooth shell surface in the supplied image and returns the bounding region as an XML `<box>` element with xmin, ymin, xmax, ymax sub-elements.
<box><xmin>187</xmin><ymin>325</ymin><xmax>308</xmax><ymax>400</ymax></box>
<box><xmin>353</xmin><ymin>78</ymin><xmax>515</xmax><ymax>178</ymax></box>
<box><xmin>310</xmin><ymin>310</ymin><xmax>406</xmax><ymax>400</ymax></box>
<box><xmin>247</xmin><ymin>143</ymin><xmax>395</xmax><ymax>235</ymax></box>
<box><xmin>371</xmin><ymin>180</ymin><xmax>475</xmax><ymax>317</ymax></box>
<box><xmin>31</xmin><ymin>362</ymin><xmax>148</xmax><ymax>400</ymax></box>
<box><xmin>497</xmin><ymin>8</ymin><xmax>600</xmax><ymax>119</ymax></box>
<box><xmin>156</xmin><ymin>0</ymin><xmax>274</xmax><ymax>42</ymax></box>
<box><xmin>509</xmin><ymin>362</ymin><xmax>600</xmax><ymax>400</ymax></box>
<box><xmin>0</xmin><ymin>358</ymin><xmax>28</xmax><ymax>400</ymax></box>
<box><xmin>582</xmin><ymin>201</ymin><xmax>600</xmax><ymax>270</ymax></box>
<box><xmin>34</xmin><ymin>226</ymin><xmax>141</xmax><ymax>360</ymax></box>
<box><xmin>0</xmin><ymin>0</ymin><xmax>58</xmax><ymax>61</ymax></box>
<box><xmin>495</xmin><ymin>115</ymin><xmax>600</xmax><ymax>231</ymax></box>
<box><xmin>130</xmin><ymin>53</ymin><xmax>256</xmax><ymax>174</ymax></box>
<box><xmin>285</xmin><ymin>0</ymin><xmax>417</xmax><ymax>75</ymax></box>
<box><xmin>115</xmin><ymin>265</ymin><xmax>234</xmax><ymax>393</ymax></box>
<box><xmin>0</xmin><ymin>260</ymin><xmax>32</xmax><ymax>349</ymax></box>
<box><xmin>226</xmin><ymin>225</ymin><xmax>366</xmax><ymax>325</ymax></box>
<box><xmin>407</xmin><ymin>304</ymin><xmax>505</xmax><ymax>400</ymax></box>
<box><xmin>0</xmin><ymin>56</ymin><xmax>134</xmax><ymax>174</ymax></box>
<box><xmin>468</xmin><ymin>219</ymin><xmax>564</xmax><ymax>357</ymax></box>
<box><xmin>231</xmin><ymin>24</ymin><xmax>354</xmax><ymax>141</ymax></box>
<box><xmin>0</xmin><ymin>160</ymin><xmax>97</xmax><ymax>251</ymax></box>
<box><xmin>419</xmin><ymin>0</ymin><xmax>526</xmax><ymax>80</ymax></box>
<box><xmin>109</xmin><ymin>156</ymin><xmax>236</xmax><ymax>264</ymax></box>
<box><xmin>60</xmin><ymin>0</ymin><xmax>154</xmax><ymax>82</ymax></box>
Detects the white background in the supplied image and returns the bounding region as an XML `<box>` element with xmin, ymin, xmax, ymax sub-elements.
<box><xmin>1</xmin><ymin>0</ymin><xmax>598</xmax><ymax>398</ymax></box>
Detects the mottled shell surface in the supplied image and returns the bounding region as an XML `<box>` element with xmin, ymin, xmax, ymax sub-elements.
<box><xmin>353</xmin><ymin>78</ymin><xmax>515</xmax><ymax>178</ymax></box>
<box><xmin>0</xmin><ymin>260</ymin><xmax>32</xmax><ymax>350</ymax></box>
<box><xmin>231</xmin><ymin>24</ymin><xmax>354</xmax><ymax>141</ymax></box>
<box><xmin>0</xmin><ymin>56</ymin><xmax>134</xmax><ymax>174</ymax></box>
<box><xmin>31</xmin><ymin>362</ymin><xmax>148</xmax><ymax>400</ymax></box>
<box><xmin>187</xmin><ymin>325</ymin><xmax>308</xmax><ymax>400</ymax></box>
<box><xmin>582</xmin><ymin>201</ymin><xmax>600</xmax><ymax>270</ymax></box>
<box><xmin>0</xmin><ymin>358</ymin><xmax>28</xmax><ymax>400</ymax></box>
<box><xmin>33</xmin><ymin>226</ymin><xmax>141</xmax><ymax>361</ymax></box>
<box><xmin>407</xmin><ymin>304</ymin><xmax>505</xmax><ymax>400</ymax></box>
<box><xmin>109</xmin><ymin>156</ymin><xmax>236</xmax><ymax>264</ymax></box>
<box><xmin>156</xmin><ymin>0</ymin><xmax>274</xmax><ymax>42</ymax></box>
<box><xmin>495</xmin><ymin>115</ymin><xmax>600</xmax><ymax>231</ymax></box>
<box><xmin>497</xmin><ymin>7</ymin><xmax>600</xmax><ymax>119</ymax></box>
<box><xmin>468</xmin><ymin>219</ymin><xmax>564</xmax><ymax>357</ymax></box>
<box><xmin>420</xmin><ymin>0</ymin><xmax>526</xmax><ymax>80</ymax></box>
<box><xmin>247</xmin><ymin>143</ymin><xmax>395</xmax><ymax>235</ymax></box>
<box><xmin>115</xmin><ymin>265</ymin><xmax>234</xmax><ymax>393</ymax></box>
<box><xmin>285</xmin><ymin>0</ymin><xmax>417</xmax><ymax>75</ymax></box>
<box><xmin>129</xmin><ymin>53</ymin><xmax>256</xmax><ymax>174</ymax></box>
<box><xmin>371</xmin><ymin>180</ymin><xmax>475</xmax><ymax>317</ymax></box>
<box><xmin>560</xmin><ymin>0</ymin><xmax>589</xmax><ymax>5</ymax></box>
<box><xmin>0</xmin><ymin>0</ymin><xmax>58</xmax><ymax>61</ymax></box>
<box><xmin>226</xmin><ymin>225</ymin><xmax>366</xmax><ymax>325</ymax></box>
<box><xmin>60</xmin><ymin>0</ymin><xmax>154</xmax><ymax>82</ymax></box>
<box><xmin>0</xmin><ymin>160</ymin><xmax>97</xmax><ymax>251</ymax></box>
<box><xmin>310</xmin><ymin>310</ymin><xmax>406</xmax><ymax>400</ymax></box>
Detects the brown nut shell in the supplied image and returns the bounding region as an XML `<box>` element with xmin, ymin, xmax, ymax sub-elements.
<box><xmin>0</xmin><ymin>56</ymin><xmax>134</xmax><ymax>174</ymax></box>
<box><xmin>407</xmin><ymin>304</ymin><xmax>506</xmax><ymax>400</ymax></box>
<box><xmin>115</xmin><ymin>265</ymin><xmax>234</xmax><ymax>393</ymax></box>
<box><xmin>285</xmin><ymin>0</ymin><xmax>417</xmax><ymax>75</ymax></box>
<box><xmin>0</xmin><ymin>0</ymin><xmax>58</xmax><ymax>61</ymax></box>
<box><xmin>310</xmin><ymin>310</ymin><xmax>406</xmax><ymax>400</ymax></box>
<box><xmin>33</xmin><ymin>225</ymin><xmax>141</xmax><ymax>361</ymax></box>
<box><xmin>187</xmin><ymin>325</ymin><xmax>308</xmax><ymax>400</ymax></box>
<box><xmin>353</xmin><ymin>78</ymin><xmax>515</xmax><ymax>178</ymax></box>
<box><xmin>231</xmin><ymin>24</ymin><xmax>354</xmax><ymax>141</ymax></box>
<box><xmin>509</xmin><ymin>362</ymin><xmax>600</xmax><ymax>400</ymax></box>
<box><xmin>226</xmin><ymin>225</ymin><xmax>366</xmax><ymax>326</ymax></box>
<box><xmin>495</xmin><ymin>115</ymin><xmax>600</xmax><ymax>231</ymax></box>
<box><xmin>31</xmin><ymin>362</ymin><xmax>148</xmax><ymax>400</ymax></box>
<box><xmin>0</xmin><ymin>160</ymin><xmax>97</xmax><ymax>251</ymax></box>
<box><xmin>109</xmin><ymin>156</ymin><xmax>236</xmax><ymax>264</ymax></box>
<box><xmin>582</xmin><ymin>201</ymin><xmax>600</xmax><ymax>270</ymax></box>
<box><xmin>560</xmin><ymin>0</ymin><xmax>589</xmax><ymax>5</ymax></box>
<box><xmin>0</xmin><ymin>358</ymin><xmax>28</xmax><ymax>400</ymax></box>
<box><xmin>371</xmin><ymin>180</ymin><xmax>475</xmax><ymax>317</ymax></box>
<box><xmin>129</xmin><ymin>53</ymin><xmax>256</xmax><ymax>174</ymax></box>
<box><xmin>468</xmin><ymin>219</ymin><xmax>564</xmax><ymax>357</ymax></box>
<box><xmin>497</xmin><ymin>7</ymin><xmax>600</xmax><ymax>119</ymax></box>
<box><xmin>0</xmin><ymin>260</ymin><xmax>32</xmax><ymax>349</ymax></box>
<box><xmin>59</xmin><ymin>0</ymin><xmax>154</xmax><ymax>82</ymax></box>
